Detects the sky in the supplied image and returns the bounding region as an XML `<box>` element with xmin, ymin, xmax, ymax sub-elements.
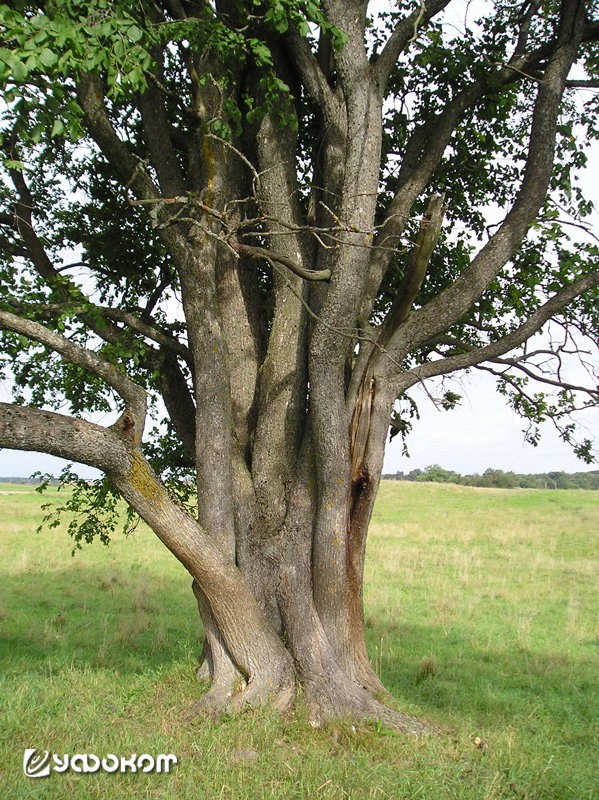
<box><xmin>383</xmin><ymin>369</ymin><xmax>599</xmax><ymax>476</ymax></box>
<box><xmin>1</xmin><ymin>0</ymin><xmax>598</xmax><ymax>480</ymax></box>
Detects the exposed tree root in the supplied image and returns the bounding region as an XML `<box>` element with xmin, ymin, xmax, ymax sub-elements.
<box><xmin>185</xmin><ymin>666</ymin><xmax>294</xmax><ymax>722</ymax></box>
<box><xmin>186</xmin><ymin>667</ymin><xmax>435</xmax><ymax>736</ymax></box>
<box><xmin>230</xmin><ymin>680</ymin><xmax>294</xmax><ymax>713</ymax></box>
<box><xmin>301</xmin><ymin>676</ymin><xmax>437</xmax><ymax>736</ymax></box>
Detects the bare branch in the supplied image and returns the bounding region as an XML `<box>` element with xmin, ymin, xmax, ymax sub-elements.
<box><xmin>284</xmin><ymin>27</ymin><xmax>339</xmax><ymax>120</ymax></box>
<box><xmin>230</xmin><ymin>241</ymin><xmax>331</xmax><ymax>282</ymax></box>
<box><xmin>427</xmin><ymin>332</ymin><xmax>599</xmax><ymax>398</ymax></box>
<box><xmin>488</xmin><ymin>356</ymin><xmax>599</xmax><ymax>397</ymax></box>
<box><xmin>77</xmin><ymin>73</ymin><xmax>160</xmax><ymax>203</ymax></box>
<box><xmin>512</xmin><ymin>0</ymin><xmax>543</xmax><ymax>59</ymax></box>
<box><xmin>566</xmin><ymin>79</ymin><xmax>599</xmax><ymax>89</ymax></box>
<box><xmin>206</xmin><ymin>133</ymin><xmax>262</xmax><ymax>193</ymax></box>
<box><xmin>0</xmin><ymin>403</ymin><xmax>128</xmax><ymax>474</ymax></box>
<box><xmin>378</xmin><ymin>193</ymin><xmax>446</xmax><ymax>348</ymax></box>
<box><xmin>100</xmin><ymin>308</ymin><xmax>192</xmax><ymax>363</ymax></box>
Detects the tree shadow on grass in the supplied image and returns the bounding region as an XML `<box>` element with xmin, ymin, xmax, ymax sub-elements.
<box><xmin>0</xmin><ymin>564</ymin><xmax>199</xmax><ymax>676</ymax></box>
<box><xmin>370</xmin><ymin>621</ymin><xmax>599</xmax><ymax>730</ymax></box>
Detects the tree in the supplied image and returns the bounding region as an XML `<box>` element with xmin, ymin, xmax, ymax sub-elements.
<box><xmin>1</xmin><ymin>0</ymin><xmax>599</xmax><ymax>732</ymax></box>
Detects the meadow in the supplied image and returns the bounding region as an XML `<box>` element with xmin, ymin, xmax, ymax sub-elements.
<box><xmin>0</xmin><ymin>480</ymin><xmax>597</xmax><ymax>799</ymax></box>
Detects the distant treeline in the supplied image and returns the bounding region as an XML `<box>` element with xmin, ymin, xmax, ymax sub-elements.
<box><xmin>4</xmin><ymin>471</ymin><xmax>599</xmax><ymax>490</ymax></box>
<box><xmin>382</xmin><ymin>465</ymin><xmax>599</xmax><ymax>490</ymax></box>
<box><xmin>0</xmin><ymin>477</ymin><xmax>58</xmax><ymax>485</ymax></box>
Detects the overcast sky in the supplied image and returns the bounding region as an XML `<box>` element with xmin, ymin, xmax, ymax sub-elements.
<box><xmin>384</xmin><ymin>368</ymin><xmax>599</xmax><ymax>475</ymax></box>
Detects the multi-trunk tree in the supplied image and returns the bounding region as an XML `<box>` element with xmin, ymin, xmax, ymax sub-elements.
<box><xmin>1</xmin><ymin>0</ymin><xmax>599</xmax><ymax>731</ymax></box>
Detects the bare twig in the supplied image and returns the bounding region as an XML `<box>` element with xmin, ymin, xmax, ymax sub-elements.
<box><xmin>486</xmin><ymin>356</ymin><xmax>599</xmax><ymax>398</ymax></box>
<box><xmin>408</xmin><ymin>0</ymin><xmax>427</xmax><ymax>43</ymax></box>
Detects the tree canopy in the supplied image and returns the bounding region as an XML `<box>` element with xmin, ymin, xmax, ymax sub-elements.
<box><xmin>1</xmin><ymin>0</ymin><xmax>599</xmax><ymax>730</ymax></box>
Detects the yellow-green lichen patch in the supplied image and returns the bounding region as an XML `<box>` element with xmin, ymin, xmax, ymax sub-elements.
<box><xmin>126</xmin><ymin>452</ymin><xmax>168</xmax><ymax>506</ymax></box>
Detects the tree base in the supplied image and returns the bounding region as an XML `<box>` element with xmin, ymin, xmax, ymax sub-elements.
<box><xmin>185</xmin><ymin>661</ymin><xmax>295</xmax><ymax>722</ymax></box>
<box><xmin>186</xmin><ymin>668</ymin><xmax>436</xmax><ymax>736</ymax></box>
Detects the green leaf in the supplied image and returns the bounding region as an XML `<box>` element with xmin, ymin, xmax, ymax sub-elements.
<box><xmin>51</xmin><ymin>118</ymin><xmax>65</xmax><ymax>137</ymax></box>
<box><xmin>127</xmin><ymin>24</ymin><xmax>143</xmax><ymax>43</ymax></box>
<box><xmin>3</xmin><ymin>158</ymin><xmax>26</xmax><ymax>171</ymax></box>
<box><xmin>39</xmin><ymin>47</ymin><xmax>57</xmax><ymax>67</ymax></box>
<box><xmin>9</xmin><ymin>57</ymin><xmax>27</xmax><ymax>81</ymax></box>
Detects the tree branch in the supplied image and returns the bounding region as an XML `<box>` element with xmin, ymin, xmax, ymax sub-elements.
<box><xmin>284</xmin><ymin>26</ymin><xmax>339</xmax><ymax>120</ymax></box>
<box><xmin>511</xmin><ymin>0</ymin><xmax>544</xmax><ymax>59</ymax></box>
<box><xmin>2</xmin><ymin>298</ymin><xmax>191</xmax><ymax>364</ymax></box>
<box><xmin>396</xmin><ymin>268</ymin><xmax>599</xmax><ymax>386</ymax></box>
<box><xmin>487</xmin><ymin>356</ymin><xmax>599</xmax><ymax>398</ymax></box>
<box><xmin>426</xmin><ymin>334</ymin><xmax>599</xmax><ymax>398</ymax></box>
<box><xmin>230</xmin><ymin>241</ymin><xmax>331</xmax><ymax>281</ymax></box>
<box><xmin>566</xmin><ymin>79</ymin><xmax>599</xmax><ymax>88</ymax></box>
<box><xmin>365</xmin><ymin>35</ymin><xmax>571</xmax><ymax>312</ymax></box>
<box><xmin>100</xmin><ymin>308</ymin><xmax>192</xmax><ymax>363</ymax></box>
<box><xmin>0</xmin><ymin>310</ymin><xmax>147</xmax><ymax>433</ymax></box>
<box><xmin>136</xmin><ymin>44</ymin><xmax>188</xmax><ymax>197</ymax></box>
<box><xmin>151</xmin><ymin>349</ymin><xmax>197</xmax><ymax>460</ymax></box>
<box><xmin>375</xmin><ymin>0</ymin><xmax>453</xmax><ymax>90</ymax></box>
<box><xmin>1</xmin><ymin>144</ymin><xmax>133</xmax><ymax>350</ymax></box>
<box><xmin>77</xmin><ymin>73</ymin><xmax>160</xmax><ymax>204</ymax></box>
<box><xmin>0</xmin><ymin>403</ymin><xmax>129</xmax><ymax>473</ymax></box>
<box><xmin>384</xmin><ymin>7</ymin><xmax>587</xmax><ymax>365</ymax></box>
<box><xmin>378</xmin><ymin>193</ymin><xmax>446</xmax><ymax>348</ymax></box>
<box><xmin>474</xmin><ymin>365</ymin><xmax>598</xmax><ymax>455</ymax></box>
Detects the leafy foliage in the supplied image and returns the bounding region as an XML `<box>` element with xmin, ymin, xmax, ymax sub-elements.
<box><xmin>384</xmin><ymin>464</ymin><xmax>599</xmax><ymax>490</ymax></box>
<box><xmin>34</xmin><ymin>466</ymin><xmax>139</xmax><ymax>553</ymax></box>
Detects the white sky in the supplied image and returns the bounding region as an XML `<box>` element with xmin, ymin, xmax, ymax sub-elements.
<box><xmin>384</xmin><ymin>368</ymin><xmax>599</xmax><ymax>475</ymax></box>
<box><xmin>1</xmin><ymin>0</ymin><xmax>598</xmax><ymax>479</ymax></box>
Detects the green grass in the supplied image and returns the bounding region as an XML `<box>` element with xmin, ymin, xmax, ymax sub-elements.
<box><xmin>1</xmin><ymin>481</ymin><xmax>598</xmax><ymax>799</ymax></box>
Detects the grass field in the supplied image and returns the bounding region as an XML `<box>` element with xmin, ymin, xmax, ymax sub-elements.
<box><xmin>0</xmin><ymin>481</ymin><xmax>597</xmax><ymax>799</ymax></box>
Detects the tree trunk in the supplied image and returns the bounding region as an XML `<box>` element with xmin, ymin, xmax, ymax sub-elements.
<box><xmin>104</xmin><ymin>412</ymin><xmax>431</xmax><ymax>733</ymax></box>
